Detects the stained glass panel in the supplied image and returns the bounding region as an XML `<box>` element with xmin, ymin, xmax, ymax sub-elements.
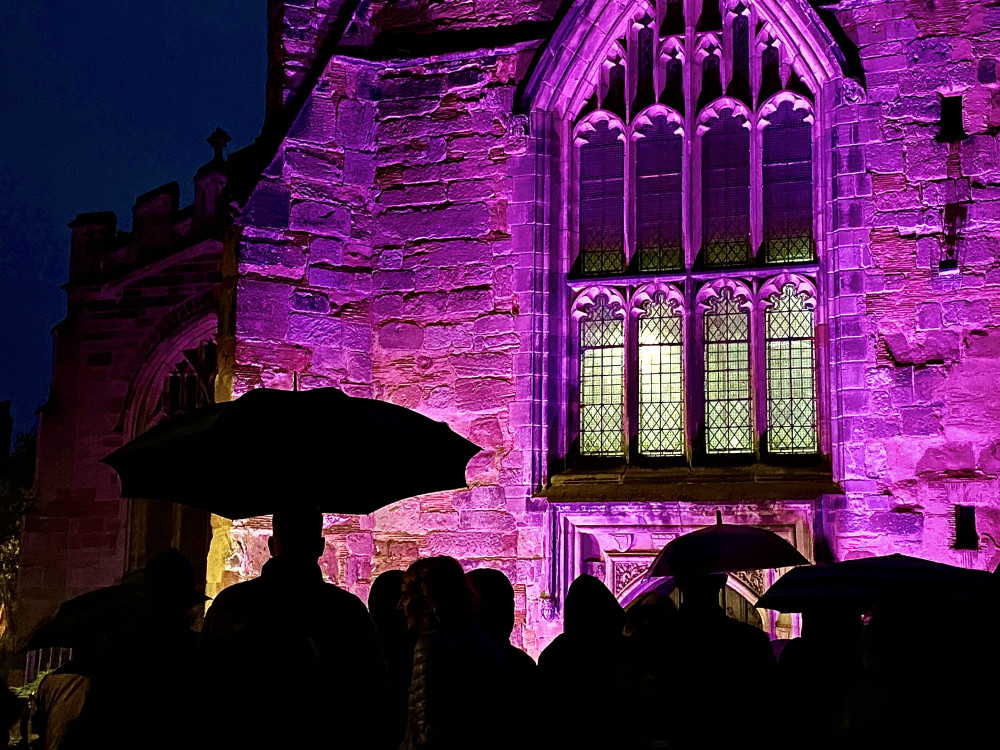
<box><xmin>702</xmin><ymin>109</ymin><xmax>751</xmax><ymax>266</ymax></box>
<box><xmin>765</xmin><ymin>284</ymin><xmax>817</xmax><ymax>453</ymax></box>
<box><xmin>639</xmin><ymin>295</ymin><xmax>685</xmax><ymax>456</ymax></box>
<box><xmin>580</xmin><ymin>295</ymin><xmax>625</xmax><ymax>456</ymax></box>
<box><xmin>704</xmin><ymin>287</ymin><xmax>753</xmax><ymax>453</ymax></box>
<box><xmin>580</xmin><ymin>121</ymin><xmax>626</xmax><ymax>275</ymax></box>
<box><xmin>763</xmin><ymin>101</ymin><xmax>814</xmax><ymax>263</ymax></box>
<box><xmin>636</xmin><ymin>118</ymin><xmax>683</xmax><ymax>272</ymax></box>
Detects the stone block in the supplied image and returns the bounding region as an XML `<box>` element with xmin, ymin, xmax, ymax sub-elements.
<box><xmin>289</xmin><ymin>201</ymin><xmax>352</xmax><ymax>237</ymax></box>
<box><xmin>237</xmin><ymin>279</ymin><xmax>289</xmax><ymax>340</ymax></box>
<box><xmin>378</xmin><ymin>322</ymin><xmax>424</xmax><ymax>349</ymax></box>
<box><xmin>288</xmin><ymin>313</ymin><xmax>342</xmax><ymax>346</ymax></box>
<box><xmin>900</xmin><ymin>406</ymin><xmax>941</xmax><ymax>436</ymax></box>
<box><xmin>292</xmin><ymin>290</ymin><xmax>330</xmax><ymax>313</ymax></box>
<box><xmin>867</xmin><ymin>508</ymin><xmax>923</xmax><ymax>535</ymax></box>
<box><xmin>311</xmin><ymin>238</ymin><xmax>344</xmax><ymax>266</ymax></box>
<box><xmin>336</xmin><ymin>100</ymin><xmax>376</xmax><ymax>149</ymax></box>
<box><xmin>916</xmin><ymin>302</ymin><xmax>942</xmax><ymax>329</ymax></box>
<box><xmin>380</xmin><ymin>204</ymin><xmax>490</xmax><ymax>241</ymax></box>
<box><xmin>242</xmin><ymin>181</ymin><xmax>292</xmax><ymax>229</ymax></box>
<box><xmin>455</xmin><ymin>377</ymin><xmax>514</xmax><ymax>411</ymax></box>
<box><xmin>344</xmin><ymin>151</ymin><xmax>376</xmax><ymax>186</ymax></box>
<box><xmin>916</xmin><ymin>442</ymin><xmax>975</xmax><ymax>474</ymax></box>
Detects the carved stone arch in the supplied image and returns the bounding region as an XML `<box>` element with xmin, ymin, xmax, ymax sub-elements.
<box><xmin>521</xmin><ymin>0</ymin><xmax>845</xmax><ymax>118</ymax></box>
<box><xmin>756</xmin><ymin>91</ymin><xmax>815</xmax><ymax>128</ymax></box>
<box><xmin>696</xmin><ymin>277</ymin><xmax>754</xmax><ymax>313</ymax></box>
<box><xmin>759</xmin><ymin>271</ymin><xmax>818</xmax><ymax>308</ymax></box>
<box><xmin>631</xmin><ymin>104</ymin><xmax>685</xmax><ymax>139</ymax></box>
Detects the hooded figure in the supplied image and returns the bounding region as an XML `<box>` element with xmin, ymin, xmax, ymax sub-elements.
<box><xmin>537</xmin><ymin>575</ymin><xmax>627</xmax><ymax>749</ymax></box>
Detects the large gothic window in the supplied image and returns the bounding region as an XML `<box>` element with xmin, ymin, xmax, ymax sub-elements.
<box><xmin>569</xmin><ymin>0</ymin><xmax>821</xmax><ymax>463</ymax></box>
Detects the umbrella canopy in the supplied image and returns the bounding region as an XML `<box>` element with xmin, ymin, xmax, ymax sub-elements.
<box><xmin>21</xmin><ymin>583</ymin><xmax>145</xmax><ymax>653</ymax></box>
<box><xmin>756</xmin><ymin>554</ymin><xmax>995</xmax><ymax>612</ymax></box>
<box><xmin>102</xmin><ymin>387</ymin><xmax>482</xmax><ymax>519</ymax></box>
<box><xmin>648</xmin><ymin>523</ymin><xmax>809</xmax><ymax>578</ymax></box>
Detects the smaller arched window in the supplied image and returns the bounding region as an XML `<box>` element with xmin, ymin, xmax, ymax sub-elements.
<box><xmin>702</xmin><ymin>284</ymin><xmax>753</xmax><ymax>454</ymax></box>
<box><xmin>636</xmin><ymin>286</ymin><xmax>685</xmax><ymax>456</ymax></box>
<box><xmin>763</xmin><ymin>280</ymin><xmax>817</xmax><ymax>453</ymax></box>
<box><xmin>578</xmin><ymin>118</ymin><xmax>626</xmax><ymax>275</ymax></box>
<box><xmin>700</xmin><ymin>105</ymin><xmax>751</xmax><ymax>267</ymax></box>
<box><xmin>577</xmin><ymin>292</ymin><xmax>626</xmax><ymax>456</ymax></box>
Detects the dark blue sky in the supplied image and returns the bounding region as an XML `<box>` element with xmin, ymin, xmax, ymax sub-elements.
<box><xmin>0</xmin><ymin>1</ymin><xmax>267</xmax><ymax>441</ymax></box>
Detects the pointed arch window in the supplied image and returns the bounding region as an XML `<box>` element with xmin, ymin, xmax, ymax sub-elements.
<box><xmin>577</xmin><ymin>292</ymin><xmax>626</xmax><ymax>457</ymax></box>
<box><xmin>566</xmin><ymin>0</ymin><xmax>824</xmax><ymax>465</ymax></box>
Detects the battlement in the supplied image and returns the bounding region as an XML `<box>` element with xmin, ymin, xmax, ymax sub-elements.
<box><xmin>68</xmin><ymin>129</ymin><xmax>231</xmax><ymax>284</ymax></box>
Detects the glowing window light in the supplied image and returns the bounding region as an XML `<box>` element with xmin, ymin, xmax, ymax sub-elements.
<box><xmin>638</xmin><ymin>295</ymin><xmax>684</xmax><ymax>456</ymax></box>
<box><xmin>704</xmin><ymin>287</ymin><xmax>753</xmax><ymax>453</ymax></box>
<box><xmin>579</xmin><ymin>295</ymin><xmax>625</xmax><ymax>456</ymax></box>
<box><xmin>765</xmin><ymin>284</ymin><xmax>817</xmax><ymax>453</ymax></box>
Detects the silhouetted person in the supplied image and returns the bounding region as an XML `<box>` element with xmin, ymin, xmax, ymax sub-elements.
<box><xmin>621</xmin><ymin>590</ymin><xmax>678</xmax><ymax>748</ymax></box>
<box><xmin>665</xmin><ymin>573</ymin><xmax>776</xmax><ymax>747</ymax></box>
<box><xmin>400</xmin><ymin>556</ymin><xmax>502</xmax><ymax>750</ymax></box>
<box><xmin>466</xmin><ymin>568</ymin><xmax>537</xmax><ymax>681</ymax></box>
<box><xmin>467</xmin><ymin>568</ymin><xmax>538</xmax><ymax>750</ymax></box>
<box><xmin>66</xmin><ymin>548</ymin><xmax>204</xmax><ymax>750</ymax></box>
<box><xmin>369</xmin><ymin>569</ymin><xmax>414</xmax><ymax>749</ymax></box>
<box><xmin>538</xmin><ymin>575</ymin><xmax>627</xmax><ymax>750</ymax></box>
<box><xmin>777</xmin><ymin>606</ymin><xmax>864</xmax><ymax>748</ymax></box>
<box><xmin>201</xmin><ymin>503</ymin><xmax>386</xmax><ymax>750</ymax></box>
<box><xmin>30</xmin><ymin>653</ymin><xmax>93</xmax><ymax>750</ymax></box>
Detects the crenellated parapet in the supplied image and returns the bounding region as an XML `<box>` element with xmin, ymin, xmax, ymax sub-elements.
<box><xmin>67</xmin><ymin>130</ymin><xmax>231</xmax><ymax>285</ymax></box>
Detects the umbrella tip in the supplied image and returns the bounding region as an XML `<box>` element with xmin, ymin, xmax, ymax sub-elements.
<box><xmin>716</xmin><ymin>510</ymin><xmax>723</xmax><ymax>526</ymax></box>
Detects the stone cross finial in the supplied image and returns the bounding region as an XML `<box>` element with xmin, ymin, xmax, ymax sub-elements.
<box><xmin>207</xmin><ymin>128</ymin><xmax>231</xmax><ymax>162</ymax></box>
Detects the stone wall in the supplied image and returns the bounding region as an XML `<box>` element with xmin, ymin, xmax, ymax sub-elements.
<box><xmin>826</xmin><ymin>0</ymin><xmax>1000</xmax><ymax>568</ymax></box>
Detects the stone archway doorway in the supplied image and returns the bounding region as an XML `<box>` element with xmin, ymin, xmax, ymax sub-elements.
<box><xmin>125</xmin><ymin>338</ymin><xmax>217</xmax><ymax>593</ymax></box>
<box><xmin>621</xmin><ymin>574</ymin><xmax>765</xmax><ymax>631</ymax></box>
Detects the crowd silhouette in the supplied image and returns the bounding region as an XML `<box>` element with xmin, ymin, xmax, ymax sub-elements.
<box><xmin>6</xmin><ymin>504</ymin><xmax>1000</xmax><ymax>749</ymax></box>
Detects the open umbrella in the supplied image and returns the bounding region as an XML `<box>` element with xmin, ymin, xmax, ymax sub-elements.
<box><xmin>20</xmin><ymin>583</ymin><xmax>145</xmax><ymax>653</ymax></box>
<box><xmin>648</xmin><ymin>515</ymin><xmax>809</xmax><ymax>578</ymax></box>
<box><xmin>755</xmin><ymin>554</ymin><xmax>995</xmax><ymax>612</ymax></box>
<box><xmin>102</xmin><ymin>387</ymin><xmax>482</xmax><ymax>519</ymax></box>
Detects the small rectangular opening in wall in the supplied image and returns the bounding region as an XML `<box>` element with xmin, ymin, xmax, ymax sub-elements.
<box><xmin>937</xmin><ymin>95</ymin><xmax>968</xmax><ymax>143</ymax></box>
<box><xmin>954</xmin><ymin>505</ymin><xmax>979</xmax><ymax>550</ymax></box>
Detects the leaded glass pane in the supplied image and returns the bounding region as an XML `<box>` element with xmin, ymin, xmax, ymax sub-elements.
<box><xmin>639</xmin><ymin>295</ymin><xmax>685</xmax><ymax>456</ymax></box>
<box><xmin>704</xmin><ymin>287</ymin><xmax>753</xmax><ymax>453</ymax></box>
<box><xmin>763</xmin><ymin>101</ymin><xmax>814</xmax><ymax>263</ymax></box>
<box><xmin>580</xmin><ymin>295</ymin><xmax>625</xmax><ymax>456</ymax></box>
<box><xmin>701</xmin><ymin>109</ymin><xmax>751</xmax><ymax>266</ymax></box>
<box><xmin>726</xmin><ymin>10</ymin><xmax>751</xmax><ymax>106</ymax></box>
<box><xmin>634</xmin><ymin>23</ymin><xmax>656</xmax><ymax>115</ymax></box>
<box><xmin>766</xmin><ymin>284</ymin><xmax>817</xmax><ymax>453</ymax></box>
<box><xmin>636</xmin><ymin>118</ymin><xmax>683</xmax><ymax>272</ymax></box>
<box><xmin>579</xmin><ymin>121</ymin><xmax>626</xmax><ymax>275</ymax></box>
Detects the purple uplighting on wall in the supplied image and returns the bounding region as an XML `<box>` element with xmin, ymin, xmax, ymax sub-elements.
<box><xmin>19</xmin><ymin>0</ymin><xmax>1000</xmax><ymax>654</ymax></box>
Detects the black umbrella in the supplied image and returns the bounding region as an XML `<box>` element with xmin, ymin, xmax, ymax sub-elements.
<box><xmin>648</xmin><ymin>516</ymin><xmax>809</xmax><ymax>578</ymax></box>
<box><xmin>20</xmin><ymin>583</ymin><xmax>145</xmax><ymax>653</ymax></box>
<box><xmin>756</xmin><ymin>554</ymin><xmax>995</xmax><ymax>612</ymax></box>
<box><xmin>102</xmin><ymin>387</ymin><xmax>482</xmax><ymax>519</ymax></box>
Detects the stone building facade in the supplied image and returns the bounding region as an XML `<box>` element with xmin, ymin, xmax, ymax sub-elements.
<box><xmin>19</xmin><ymin>0</ymin><xmax>1000</xmax><ymax>653</ymax></box>
<box><xmin>17</xmin><ymin>137</ymin><xmax>229</xmax><ymax>633</ymax></box>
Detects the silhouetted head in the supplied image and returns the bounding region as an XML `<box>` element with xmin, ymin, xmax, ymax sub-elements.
<box><xmin>268</xmin><ymin>502</ymin><xmax>324</xmax><ymax>561</ymax></box>
<box><xmin>143</xmin><ymin>547</ymin><xmax>205</xmax><ymax>614</ymax></box>
<box><xmin>674</xmin><ymin>572</ymin><xmax>728</xmax><ymax>611</ymax></box>
<box><xmin>624</xmin><ymin>591</ymin><xmax>677</xmax><ymax>637</ymax></box>
<box><xmin>467</xmin><ymin>567</ymin><xmax>516</xmax><ymax>643</ymax></box>
<box><xmin>563</xmin><ymin>574</ymin><xmax>625</xmax><ymax>640</ymax></box>
<box><xmin>401</xmin><ymin>556</ymin><xmax>479</xmax><ymax>632</ymax></box>
<box><xmin>369</xmin><ymin>569</ymin><xmax>407</xmax><ymax>635</ymax></box>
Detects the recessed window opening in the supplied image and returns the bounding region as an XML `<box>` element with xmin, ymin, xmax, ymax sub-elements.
<box><xmin>954</xmin><ymin>505</ymin><xmax>979</xmax><ymax>550</ymax></box>
<box><xmin>937</xmin><ymin>95</ymin><xmax>967</xmax><ymax>143</ymax></box>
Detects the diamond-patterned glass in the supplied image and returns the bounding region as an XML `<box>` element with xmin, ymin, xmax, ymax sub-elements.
<box><xmin>580</xmin><ymin>294</ymin><xmax>625</xmax><ymax>456</ymax></box>
<box><xmin>763</xmin><ymin>101</ymin><xmax>814</xmax><ymax>263</ymax></box>
<box><xmin>638</xmin><ymin>295</ymin><xmax>685</xmax><ymax>456</ymax></box>
<box><xmin>765</xmin><ymin>284</ymin><xmax>817</xmax><ymax>453</ymax></box>
<box><xmin>636</xmin><ymin>118</ymin><xmax>683</xmax><ymax>272</ymax></box>
<box><xmin>704</xmin><ymin>287</ymin><xmax>753</xmax><ymax>453</ymax></box>
<box><xmin>634</xmin><ymin>23</ymin><xmax>656</xmax><ymax>115</ymax></box>
<box><xmin>580</xmin><ymin>121</ymin><xmax>626</xmax><ymax>275</ymax></box>
<box><xmin>702</xmin><ymin>109</ymin><xmax>751</xmax><ymax>266</ymax></box>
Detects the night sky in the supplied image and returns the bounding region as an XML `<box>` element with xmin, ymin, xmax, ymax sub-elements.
<box><xmin>0</xmin><ymin>1</ymin><xmax>266</xmax><ymax>441</ymax></box>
